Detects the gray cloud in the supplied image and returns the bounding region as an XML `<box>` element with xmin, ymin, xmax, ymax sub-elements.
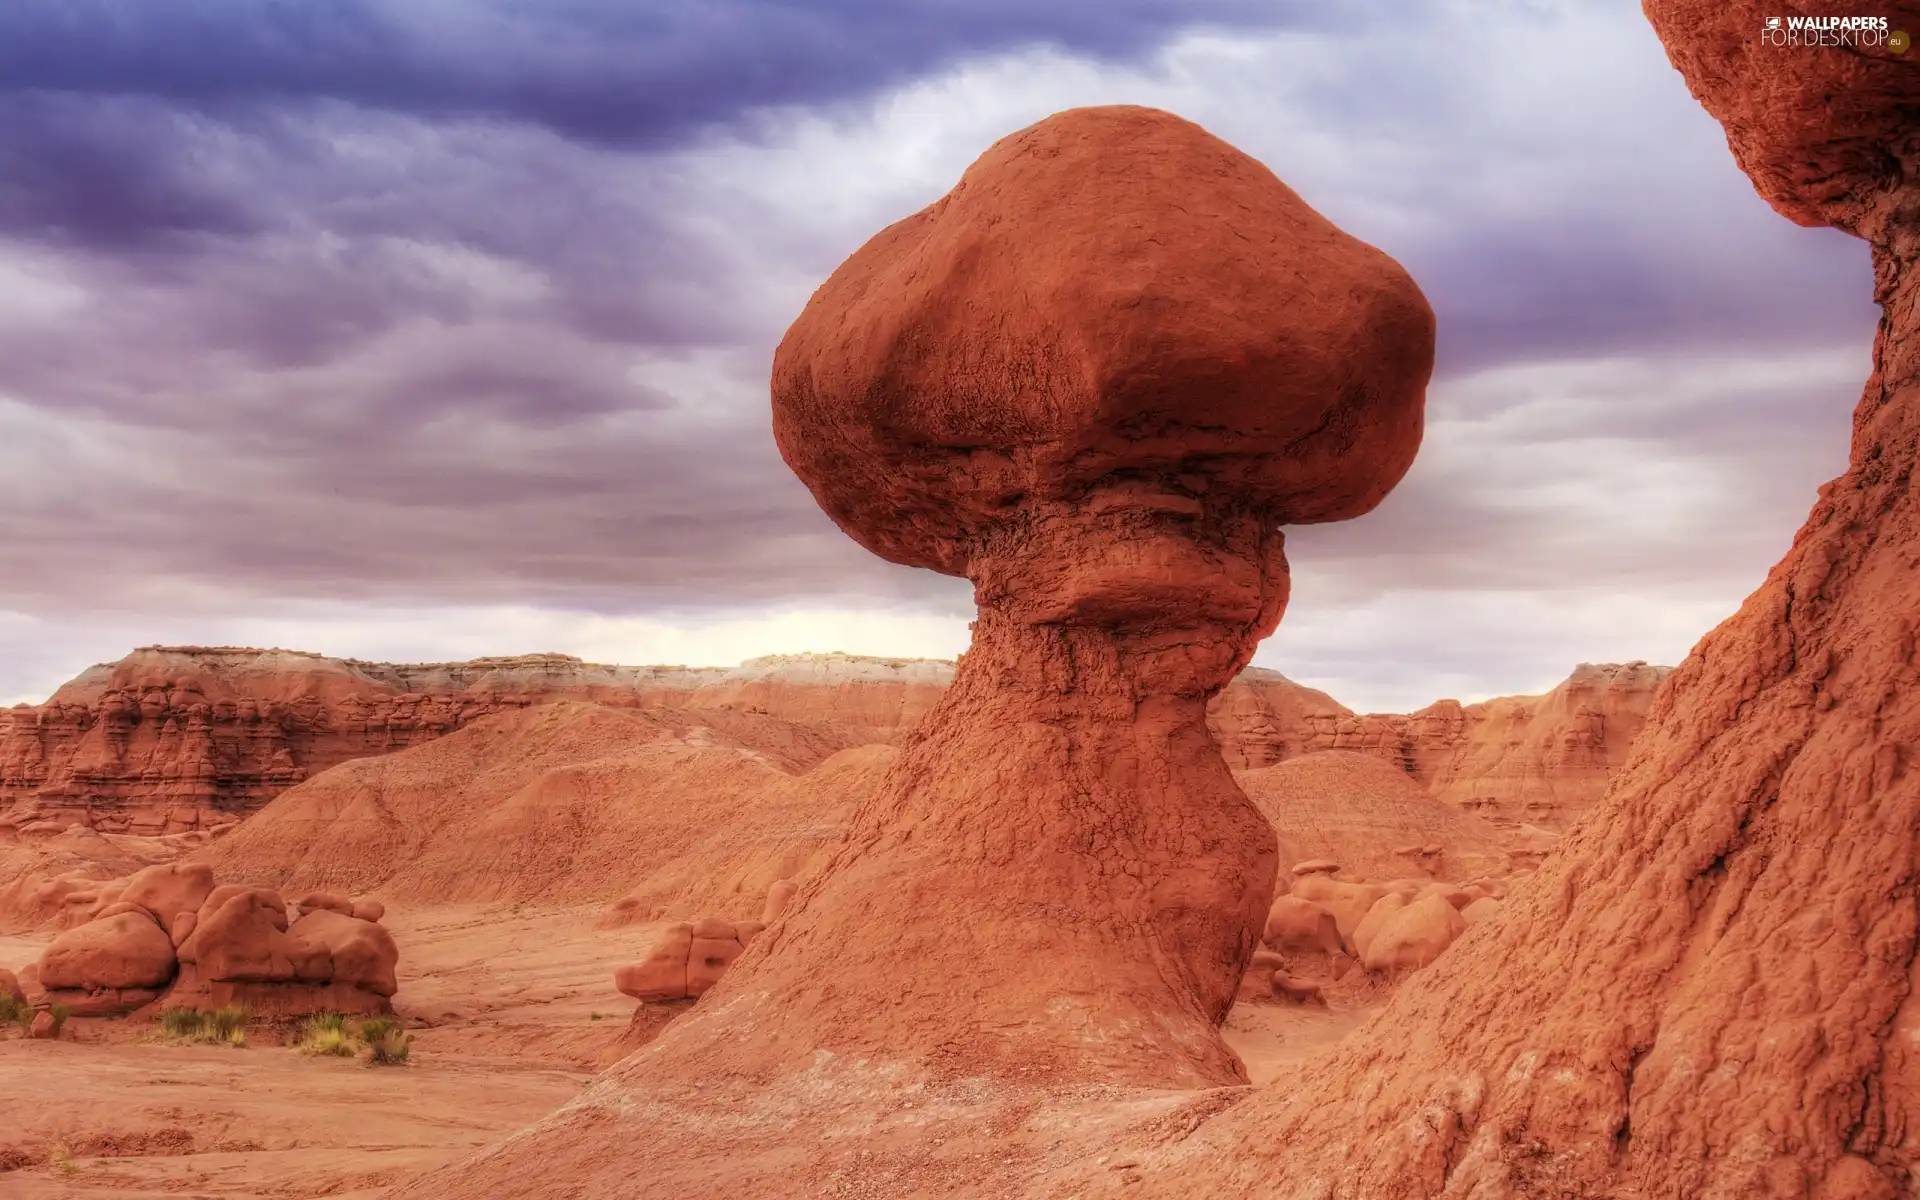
<box><xmin>0</xmin><ymin>0</ymin><xmax>1336</xmax><ymax>156</ymax></box>
<box><xmin>0</xmin><ymin>0</ymin><xmax>1887</xmax><ymax>705</ymax></box>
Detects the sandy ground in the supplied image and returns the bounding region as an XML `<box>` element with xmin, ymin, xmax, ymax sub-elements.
<box><xmin>0</xmin><ymin>907</ymin><xmax>1374</xmax><ymax>1197</ymax></box>
<box><xmin>1222</xmin><ymin>999</ymin><xmax>1371</xmax><ymax>1085</ymax></box>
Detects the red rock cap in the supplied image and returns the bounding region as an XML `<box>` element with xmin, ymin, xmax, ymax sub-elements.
<box><xmin>772</xmin><ymin>104</ymin><xmax>1434</xmax><ymax>578</ymax></box>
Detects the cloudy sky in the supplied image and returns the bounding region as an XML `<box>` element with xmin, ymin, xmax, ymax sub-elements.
<box><xmin>0</xmin><ymin>0</ymin><xmax>1879</xmax><ymax>711</ymax></box>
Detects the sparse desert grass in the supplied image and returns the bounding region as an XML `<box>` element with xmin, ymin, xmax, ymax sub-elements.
<box><xmin>158</xmin><ymin>1007</ymin><xmax>203</xmax><ymax>1038</ymax></box>
<box><xmin>47</xmin><ymin>1003</ymin><xmax>70</xmax><ymax>1037</ymax></box>
<box><xmin>291</xmin><ymin>1011</ymin><xmax>413</xmax><ymax>1065</ymax></box>
<box><xmin>1</xmin><ymin>993</ymin><xmax>32</xmax><ymax>1034</ymax></box>
<box><xmin>295</xmin><ymin>1012</ymin><xmax>356</xmax><ymax>1057</ymax></box>
<box><xmin>51</xmin><ymin>1143</ymin><xmax>76</xmax><ymax>1174</ymax></box>
<box><xmin>357</xmin><ymin>1015</ymin><xmax>412</xmax><ymax>1066</ymax></box>
<box><xmin>157</xmin><ymin>1006</ymin><xmax>249</xmax><ymax>1047</ymax></box>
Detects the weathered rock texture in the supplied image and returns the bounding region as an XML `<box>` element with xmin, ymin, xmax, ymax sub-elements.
<box><xmin>0</xmin><ymin>823</ymin><xmax>198</xmax><ymax>932</ymax></box>
<box><xmin>399</xmin><ymin>102</ymin><xmax>1432</xmax><ymax>1197</ymax></box>
<box><xmin>1073</xmin><ymin>7</ymin><xmax>1920</xmax><ymax>1197</ymax></box>
<box><xmin>1404</xmin><ymin>661</ymin><xmax>1670</xmax><ymax>825</ymax></box>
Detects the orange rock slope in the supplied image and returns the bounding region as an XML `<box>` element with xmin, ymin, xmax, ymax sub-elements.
<box><xmin>196</xmin><ymin>698</ymin><xmax>893</xmax><ymax>911</ymax></box>
<box><xmin>1074</xmin><ymin>4</ymin><xmax>1920</xmax><ymax>1196</ymax></box>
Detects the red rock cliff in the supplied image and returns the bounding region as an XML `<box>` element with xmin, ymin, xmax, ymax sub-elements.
<box><xmin>0</xmin><ymin>646</ymin><xmax>725</xmax><ymax>834</ymax></box>
<box><xmin>1213</xmin><ymin>661</ymin><xmax>1670</xmax><ymax>826</ymax></box>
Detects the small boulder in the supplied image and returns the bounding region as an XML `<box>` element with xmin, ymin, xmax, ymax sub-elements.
<box><xmin>1413</xmin><ymin>883</ymin><xmax>1476</xmax><ymax>911</ymax></box>
<box><xmin>29</xmin><ymin>1009</ymin><xmax>57</xmax><ymax>1038</ymax></box>
<box><xmin>1291</xmin><ymin>876</ymin><xmax>1388</xmax><ymax>949</ymax></box>
<box><xmin>1351</xmin><ymin>893</ymin><xmax>1410</xmax><ymax>963</ymax></box>
<box><xmin>118</xmin><ymin>862</ymin><xmax>216</xmax><ymax>929</ymax></box>
<box><xmin>189</xmin><ymin>891</ymin><xmax>329</xmax><ymax>984</ymax></box>
<box><xmin>1271</xmin><ymin>972</ymin><xmax>1327</xmax><ymax>1006</ymax></box>
<box><xmin>1363</xmin><ymin>894</ymin><xmax>1467</xmax><ymax>972</ymax></box>
<box><xmin>1263</xmin><ymin>896</ymin><xmax>1344</xmax><ymax>956</ymax></box>
<box><xmin>615</xmin><ymin>923</ymin><xmax>694</xmax><ymax>1002</ymax></box>
<box><xmin>288</xmin><ymin>909</ymin><xmax>399</xmax><ymax>996</ymax></box>
<box><xmin>351</xmin><ymin>899</ymin><xmax>386</xmax><ymax>923</ymax></box>
<box><xmin>1290</xmin><ymin>859</ymin><xmax>1341</xmax><ymax>878</ymax></box>
<box><xmin>40</xmin><ymin>911</ymin><xmax>179</xmax><ymax>991</ymax></box>
<box><xmin>0</xmin><ymin>967</ymin><xmax>25</xmax><ymax>1005</ymax></box>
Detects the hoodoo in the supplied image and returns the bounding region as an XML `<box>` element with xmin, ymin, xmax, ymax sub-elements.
<box><xmin>751</xmin><ymin>101</ymin><xmax>1433</xmax><ymax>1086</ymax></box>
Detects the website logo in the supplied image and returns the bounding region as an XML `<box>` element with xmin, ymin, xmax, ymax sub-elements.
<box><xmin>1759</xmin><ymin>14</ymin><xmax>1906</xmax><ymax>50</ymax></box>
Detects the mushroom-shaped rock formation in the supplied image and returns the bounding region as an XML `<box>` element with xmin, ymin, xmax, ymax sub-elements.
<box><xmin>1049</xmin><ymin>8</ymin><xmax>1920</xmax><ymax>1198</ymax></box>
<box><xmin>396</xmin><ymin>104</ymin><xmax>1430</xmax><ymax>1199</ymax></box>
<box><xmin>749</xmin><ymin>102</ymin><xmax>1430</xmax><ymax>1088</ymax></box>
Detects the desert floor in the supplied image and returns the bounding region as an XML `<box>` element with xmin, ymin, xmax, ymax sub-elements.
<box><xmin>0</xmin><ymin>909</ymin><xmax>1371</xmax><ymax>1198</ymax></box>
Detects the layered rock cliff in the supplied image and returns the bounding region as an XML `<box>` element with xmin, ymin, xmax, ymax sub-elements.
<box><xmin>1219</xmin><ymin>661</ymin><xmax>1671</xmax><ymax>825</ymax></box>
<box><xmin>0</xmin><ymin>646</ymin><xmax>729</xmax><ymax>835</ymax></box>
<box><xmin>1</xmin><ymin>644</ymin><xmax>1666</xmax><ymax>835</ymax></box>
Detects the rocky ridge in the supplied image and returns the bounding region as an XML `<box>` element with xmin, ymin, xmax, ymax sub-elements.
<box><xmin>2</xmin><ymin>647</ymin><xmax>1666</xmax><ymax>836</ymax></box>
